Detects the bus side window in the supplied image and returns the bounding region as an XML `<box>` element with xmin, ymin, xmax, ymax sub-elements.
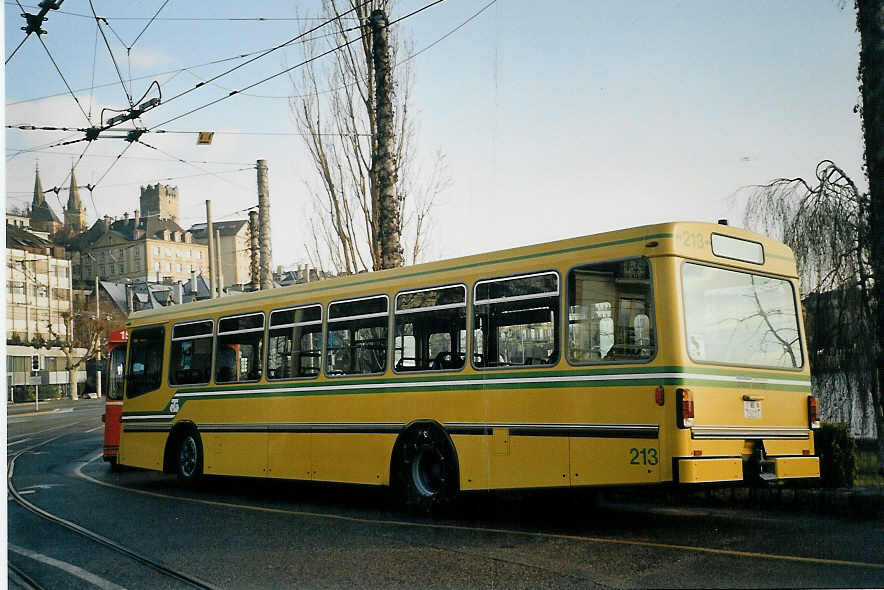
<box><xmin>394</xmin><ymin>285</ymin><xmax>466</xmax><ymax>372</ymax></box>
<box><xmin>170</xmin><ymin>320</ymin><xmax>213</xmax><ymax>385</ymax></box>
<box><xmin>567</xmin><ymin>258</ymin><xmax>655</xmax><ymax>363</ymax></box>
<box><xmin>326</xmin><ymin>296</ymin><xmax>388</xmax><ymax>376</ymax></box>
<box><xmin>216</xmin><ymin>313</ymin><xmax>264</xmax><ymax>383</ymax></box>
<box><xmin>267</xmin><ymin>305</ymin><xmax>323</xmax><ymax>380</ymax></box>
<box><xmin>473</xmin><ymin>272</ymin><xmax>560</xmax><ymax>368</ymax></box>
<box><xmin>126</xmin><ymin>326</ymin><xmax>165</xmax><ymax>398</ymax></box>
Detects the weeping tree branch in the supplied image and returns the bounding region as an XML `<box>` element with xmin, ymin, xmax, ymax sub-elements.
<box><xmin>744</xmin><ymin>160</ymin><xmax>879</xmax><ymax>463</ymax></box>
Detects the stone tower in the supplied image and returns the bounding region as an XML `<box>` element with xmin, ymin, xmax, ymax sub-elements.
<box><xmin>139</xmin><ymin>183</ymin><xmax>179</xmax><ymax>224</ymax></box>
<box><xmin>64</xmin><ymin>167</ymin><xmax>88</xmax><ymax>233</ymax></box>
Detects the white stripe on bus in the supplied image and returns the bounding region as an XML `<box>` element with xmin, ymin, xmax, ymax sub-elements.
<box><xmin>171</xmin><ymin>372</ymin><xmax>811</xmax><ymax>399</ymax></box>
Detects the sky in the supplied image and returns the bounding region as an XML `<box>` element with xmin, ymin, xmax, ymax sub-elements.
<box><xmin>3</xmin><ymin>0</ymin><xmax>865</xmax><ymax>269</ymax></box>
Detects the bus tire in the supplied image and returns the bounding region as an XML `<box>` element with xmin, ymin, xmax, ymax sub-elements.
<box><xmin>175</xmin><ymin>431</ymin><xmax>203</xmax><ymax>487</ymax></box>
<box><xmin>394</xmin><ymin>424</ymin><xmax>458</xmax><ymax>514</ymax></box>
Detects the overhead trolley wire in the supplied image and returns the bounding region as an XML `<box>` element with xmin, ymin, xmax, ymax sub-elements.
<box><xmin>130</xmin><ymin>0</ymin><xmax>170</xmax><ymax>49</ymax></box>
<box><xmin>140</xmin><ymin>0</ymin><xmax>449</xmax><ymax>131</ymax></box>
<box><xmin>4</xmin><ymin>4</ymin><xmax>358</xmax><ymax>21</ymax></box>
<box><xmin>3</xmin><ymin>148</ymin><xmax>253</xmax><ymax>166</ymax></box>
<box><xmin>89</xmin><ymin>0</ymin><xmax>135</xmax><ymax>109</ymax></box>
<box><xmin>6</xmin><ymin>34</ymin><xmax>30</xmax><ymax>65</ymax></box>
<box><xmin>134</xmin><ymin>140</ymin><xmax>254</xmax><ymax>192</ymax></box>
<box><xmin>7</xmin><ymin>29</ymin><xmax>346</xmax><ymax>106</ymax></box>
<box><xmin>154</xmin><ymin>0</ymin><xmax>371</xmax><ymax>111</ymax></box>
<box><xmin>36</xmin><ymin>35</ymin><xmax>93</xmax><ymax>126</ymax></box>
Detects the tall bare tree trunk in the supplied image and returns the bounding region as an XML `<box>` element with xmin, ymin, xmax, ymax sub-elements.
<box><xmin>856</xmin><ymin>0</ymin><xmax>884</xmax><ymax>474</ymax></box>
<box><xmin>370</xmin><ymin>9</ymin><xmax>403</xmax><ymax>270</ymax></box>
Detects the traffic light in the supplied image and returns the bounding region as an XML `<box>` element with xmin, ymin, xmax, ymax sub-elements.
<box><xmin>31</xmin><ymin>354</ymin><xmax>39</xmax><ymax>372</ymax></box>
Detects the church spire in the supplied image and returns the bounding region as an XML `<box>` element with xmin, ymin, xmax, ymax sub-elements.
<box><xmin>67</xmin><ymin>167</ymin><xmax>83</xmax><ymax>211</ymax></box>
<box><xmin>32</xmin><ymin>163</ymin><xmax>45</xmax><ymax>208</ymax></box>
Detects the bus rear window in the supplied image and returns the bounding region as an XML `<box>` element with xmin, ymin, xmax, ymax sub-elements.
<box><xmin>126</xmin><ymin>326</ymin><xmax>164</xmax><ymax>398</ymax></box>
<box><xmin>682</xmin><ymin>263</ymin><xmax>802</xmax><ymax>368</ymax></box>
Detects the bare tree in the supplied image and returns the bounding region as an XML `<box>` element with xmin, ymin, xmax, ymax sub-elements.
<box><xmin>290</xmin><ymin>0</ymin><xmax>449</xmax><ymax>274</ymax></box>
<box><xmin>47</xmin><ymin>312</ymin><xmax>105</xmax><ymax>400</ymax></box>
<box><xmin>744</xmin><ymin>160</ymin><xmax>881</xmax><ymax>472</ymax></box>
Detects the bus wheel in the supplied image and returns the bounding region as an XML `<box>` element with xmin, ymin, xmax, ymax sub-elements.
<box><xmin>397</xmin><ymin>426</ymin><xmax>457</xmax><ymax>513</ymax></box>
<box><xmin>176</xmin><ymin>432</ymin><xmax>203</xmax><ymax>486</ymax></box>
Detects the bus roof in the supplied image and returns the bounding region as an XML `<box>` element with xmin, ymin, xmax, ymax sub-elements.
<box><xmin>126</xmin><ymin>221</ymin><xmax>797</xmax><ymax>327</ymax></box>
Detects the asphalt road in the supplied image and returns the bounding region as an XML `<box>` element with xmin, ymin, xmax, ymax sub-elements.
<box><xmin>7</xmin><ymin>401</ymin><xmax>884</xmax><ymax>589</ymax></box>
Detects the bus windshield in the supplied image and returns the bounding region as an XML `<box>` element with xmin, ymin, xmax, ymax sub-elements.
<box><xmin>682</xmin><ymin>263</ymin><xmax>803</xmax><ymax>369</ymax></box>
<box><xmin>107</xmin><ymin>346</ymin><xmax>127</xmax><ymax>400</ymax></box>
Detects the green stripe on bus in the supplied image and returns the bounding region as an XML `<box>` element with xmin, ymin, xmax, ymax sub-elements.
<box><xmin>172</xmin><ymin>365</ymin><xmax>809</xmax><ymax>395</ymax></box>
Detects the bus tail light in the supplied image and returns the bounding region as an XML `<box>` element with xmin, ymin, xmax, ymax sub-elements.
<box><xmin>654</xmin><ymin>386</ymin><xmax>664</xmax><ymax>406</ymax></box>
<box><xmin>808</xmin><ymin>396</ymin><xmax>820</xmax><ymax>429</ymax></box>
<box><xmin>677</xmin><ymin>388</ymin><xmax>694</xmax><ymax>428</ymax></box>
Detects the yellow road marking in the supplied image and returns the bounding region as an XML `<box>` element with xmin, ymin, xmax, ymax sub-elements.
<box><xmin>74</xmin><ymin>460</ymin><xmax>883</xmax><ymax>570</ymax></box>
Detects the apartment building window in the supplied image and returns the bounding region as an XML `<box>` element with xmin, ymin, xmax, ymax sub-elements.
<box><xmin>119</xmin><ymin>264</ymin><xmax>125</xmax><ymax>274</ymax></box>
<box><xmin>154</xmin><ymin>262</ymin><xmax>160</xmax><ymax>271</ymax></box>
<box><xmin>176</xmin><ymin>263</ymin><xmax>182</xmax><ymax>272</ymax></box>
<box><xmin>153</xmin><ymin>246</ymin><xmax>160</xmax><ymax>256</ymax></box>
<box><xmin>164</xmin><ymin>248</ymin><xmax>172</xmax><ymax>257</ymax></box>
<box><xmin>134</xmin><ymin>249</ymin><xmax>141</xmax><ymax>258</ymax></box>
<box><xmin>196</xmin><ymin>251</ymin><xmax>203</xmax><ymax>260</ymax></box>
<box><xmin>165</xmin><ymin>263</ymin><xmax>171</xmax><ymax>272</ymax></box>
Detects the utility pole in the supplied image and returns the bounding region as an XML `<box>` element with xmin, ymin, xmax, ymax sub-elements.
<box><xmin>94</xmin><ymin>274</ymin><xmax>100</xmax><ymax>400</ymax></box>
<box><xmin>215</xmin><ymin>229</ymin><xmax>224</xmax><ymax>295</ymax></box>
<box><xmin>248</xmin><ymin>209</ymin><xmax>259</xmax><ymax>290</ymax></box>
<box><xmin>370</xmin><ymin>10</ymin><xmax>403</xmax><ymax>270</ymax></box>
<box><xmin>257</xmin><ymin>159</ymin><xmax>273</xmax><ymax>290</ymax></box>
<box><xmin>205</xmin><ymin>200</ymin><xmax>217</xmax><ymax>299</ymax></box>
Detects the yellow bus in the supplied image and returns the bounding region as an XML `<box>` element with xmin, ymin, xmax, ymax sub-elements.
<box><xmin>118</xmin><ymin>221</ymin><xmax>820</xmax><ymax>507</ymax></box>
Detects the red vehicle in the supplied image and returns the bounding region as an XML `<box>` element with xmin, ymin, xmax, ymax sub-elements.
<box><xmin>102</xmin><ymin>328</ymin><xmax>128</xmax><ymax>467</ymax></box>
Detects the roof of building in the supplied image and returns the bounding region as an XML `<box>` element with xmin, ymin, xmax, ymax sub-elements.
<box><xmin>98</xmin><ymin>274</ymin><xmax>213</xmax><ymax>314</ymax></box>
<box><xmin>6</xmin><ymin>224</ymin><xmax>51</xmax><ymax>251</ymax></box>
<box><xmin>188</xmin><ymin>219</ymin><xmax>249</xmax><ymax>238</ymax></box>
<box><xmin>58</xmin><ymin>213</ymin><xmax>192</xmax><ymax>251</ymax></box>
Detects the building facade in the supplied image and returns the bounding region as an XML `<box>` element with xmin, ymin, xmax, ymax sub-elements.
<box><xmin>6</xmin><ymin>226</ymin><xmax>72</xmax><ymax>343</ymax></box>
<box><xmin>67</xmin><ymin>213</ymin><xmax>210</xmax><ymax>284</ymax></box>
<box><xmin>188</xmin><ymin>220</ymin><xmax>253</xmax><ymax>287</ymax></box>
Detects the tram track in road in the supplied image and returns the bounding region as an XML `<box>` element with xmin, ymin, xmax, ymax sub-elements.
<box><xmin>8</xmin><ymin>421</ymin><xmax>219</xmax><ymax>590</ymax></box>
<box><xmin>74</xmin><ymin>457</ymin><xmax>884</xmax><ymax>573</ymax></box>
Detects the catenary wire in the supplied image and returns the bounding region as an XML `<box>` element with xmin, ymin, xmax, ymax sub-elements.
<box><xmin>6</xmin><ymin>31</ymin><xmax>344</xmax><ymax>106</ymax></box>
<box><xmin>135</xmin><ymin>140</ymin><xmax>254</xmax><ymax>191</ymax></box>
<box><xmin>5</xmin><ymin>34</ymin><xmax>30</xmax><ymax>65</ymax></box>
<box><xmin>4</xmin><ymin>148</ymin><xmax>253</xmax><ymax>166</ymax></box>
<box><xmin>148</xmin><ymin>0</ymin><xmax>449</xmax><ymax>129</ymax></box>
<box><xmin>154</xmin><ymin>0</ymin><xmax>370</xmax><ymax>110</ymax></box>
<box><xmin>130</xmin><ymin>0</ymin><xmax>170</xmax><ymax>48</ymax></box>
<box><xmin>5</xmin><ymin>4</ymin><xmax>357</xmax><ymax>21</ymax></box>
<box><xmin>89</xmin><ymin>0</ymin><xmax>134</xmax><ymax>108</ymax></box>
<box><xmin>36</xmin><ymin>35</ymin><xmax>92</xmax><ymax>125</ymax></box>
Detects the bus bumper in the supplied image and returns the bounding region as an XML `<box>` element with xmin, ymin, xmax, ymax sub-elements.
<box><xmin>677</xmin><ymin>458</ymin><xmax>743</xmax><ymax>483</ymax></box>
<box><xmin>760</xmin><ymin>456</ymin><xmax>820</xmax><ymax>481</ymax></box>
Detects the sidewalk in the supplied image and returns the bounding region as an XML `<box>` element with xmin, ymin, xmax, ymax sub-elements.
<box><xmin>607</xmin><ymin>484</ymin><xmax>884</xmax><ymax>520</ymax></box>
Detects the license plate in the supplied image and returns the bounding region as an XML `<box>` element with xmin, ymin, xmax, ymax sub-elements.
<box><xmin>743</xmin><ymin>400</ymin><xmax>762</xmax><ymax>419</ymax></box>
